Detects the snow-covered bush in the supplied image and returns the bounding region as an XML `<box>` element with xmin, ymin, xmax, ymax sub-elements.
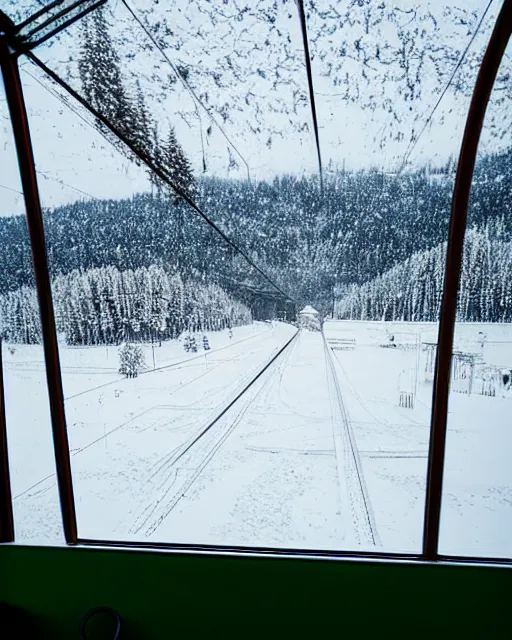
<box><xmin>183</xmin><ymin>334</ymin><xmax>197</xmax><ymax>353</ymax></box>
<box><xmin>118</xmin><ymin>342</ymin><xmax>145</xmax><ymax>378</ymax></box>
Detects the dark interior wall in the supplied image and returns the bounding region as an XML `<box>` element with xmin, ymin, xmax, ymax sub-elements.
<box><xmin>0</xmin><ymin>545</ymin><xmax>510</xmax><ymax>638</ymax></box>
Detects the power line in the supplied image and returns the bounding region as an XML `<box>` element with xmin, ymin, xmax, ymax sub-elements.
<box><xmin>120</xmin><ymin>0</ymin><xmax>251</xmax><ymax>182</ymax></box>
<box><xmin>398</xmin><ymin>0</ymin><xmax>495</xmax><ymax>173</ymax></box>
<box><xmin>23</xmin><ymin>64</ymin><xmax>119</xmax><ymax>155</ymax></box>
<box><xmin>4</xmin><ymin>71</ymin><xmax>96</xmax><ymax>201</ymax></box>
<box><xmin>20</xmin><ymin>49</ymin><xmax>295</xmax><ymax>303</ymax></box>
<box><xmin>14</xmin><ymin>0</ymin><xmax>107</xmax><ymax>51</ymax></box>
<box><xmin>21</xmin><ymin>68</ymin><xmax>99</xmax><ymax>199</ymax></box>
<box><xmin>16</xmin><ymin>1</ymin><xmax>63</xmax><ymax>33</ymax></box>
<box><xmin>1</xmin><ymin>171</ymin><xmax>95</xmax><ymax>213</ymax></box>
<box><xmin>22</xmin><ymin>65</ymin><xmax>120</xmax><ymax>199</ymax></box>
<box><xmin>295</xmin><ymin>0</ymin><xmax>323</xmax><ymax>189</ymax></box>
<box><xmin>10</xmin><ymin>14</ymin><xmax>292</xmax><ymax>301</ymax></box>
<box><xmin>23</xmin><ymin>63</ymin><xmax>286</xmax><ymax>299</ymax></box>
<box><xmin>37</xmin><ymin>170</ymin><xmax>97</xmax><ymax>200</ymax></box>
<box><xmin>0</xmin><ymin>183</ymin><xmax>23</xmax><ymax>195</ymax></box>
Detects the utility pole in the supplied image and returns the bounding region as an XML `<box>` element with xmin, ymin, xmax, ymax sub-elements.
<box><xmin>332</xmin><ymin>273</ymin><xmax>337</xmax><ymax>319</ymax></box>
<box><xmin>151</xmin><ymin>329</ymin><xmax>156</xmax><ymax>370</ymax></box>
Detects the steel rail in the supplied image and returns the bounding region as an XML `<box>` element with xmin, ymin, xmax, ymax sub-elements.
<box><xmin>322</xmin><ymin>330</ymin><xmax>379</xmax><ymax>547</ymax></box>
<box><xmin>157</xmin><ymin>329</ymin><xmax>299</xmax><ymax>471</ymax></box>
<box><xmin>133</xmin><ymin>331</ymin><xmax>299</xmax><ymax>536</ymax></box>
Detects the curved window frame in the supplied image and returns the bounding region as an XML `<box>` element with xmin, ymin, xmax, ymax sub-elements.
<box><xmin>0</xmin><ymin>0</ymin><xmax>511</xmax><ymax>564</ymax></box>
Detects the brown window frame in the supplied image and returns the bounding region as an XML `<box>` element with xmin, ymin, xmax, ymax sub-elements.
<box><xmin>0</xmin><ymin>0</ymin><xmax>511</xmax><ymax>563</ymax></box>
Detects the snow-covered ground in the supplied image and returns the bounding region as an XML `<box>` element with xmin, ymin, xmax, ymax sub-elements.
<box><xmin>324</xmin><ymin>320</ymin><xmax>512</xmax><ymax>557</ymax></box>
<box><xmin>6</xmin><ymin>322</ymin><xmax>292</xmax><ymax>542</ymax></box>
<box><xmin>4</xmin><ymin>320</ymin><xmax>511</xmax><ymax>558</ymax></box>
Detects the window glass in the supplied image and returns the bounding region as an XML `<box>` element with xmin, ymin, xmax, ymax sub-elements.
<box><xmin>0</xmin><ymin>73</ymin><xmax>63</xmax><ymax>544</ymax></box>
<box><xmin>311</xmin><ymin>0</ymin><xmax>495</xmax><ymax>551</ymax></box>
<box><xmin>0</xmin><ymin>0</ymin><xmax>41</xmax><ymax>25</ymax></box>
<box><xmin>19</xmin><ymin>55</ymin><xmax>299</xmax><ymax>543</ymax></box>
<box><xmin>2</xmin><ymin>0</ymin><xmax>504</xmax><ymax>554</ymax></box>
<box><xmin>439</xmin><ymin>35</ymin><xmax>512</xmax><ymax>559</ymax></box>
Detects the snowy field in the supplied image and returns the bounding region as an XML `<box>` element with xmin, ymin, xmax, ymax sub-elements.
<box><xmin>4</xmin><ymin>320</ymin><xmax>511</xmax><ymax>557</ymax></box>
<box><xmin>324</xmin><ymin>320</ymin><xmax>512</xmax><ymax>557</ymax></box>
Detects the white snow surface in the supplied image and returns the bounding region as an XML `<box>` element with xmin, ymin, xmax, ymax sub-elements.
<box><xmin>4</xmin><ymin>319</ymin><xmax>511</xmax><ymax>557</ymax></box>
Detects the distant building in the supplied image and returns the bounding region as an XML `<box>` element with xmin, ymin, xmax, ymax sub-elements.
<box><xmin>298</xmin><ymin>305</ymin><xmax>321</xmax><ymax>331</ymax></box>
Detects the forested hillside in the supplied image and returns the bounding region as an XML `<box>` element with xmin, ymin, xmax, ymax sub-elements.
<box><xmin>2</xmin><ymin>1</ymin><xmax>511</xmax><ymax>340</ymax></box>
<box><xmin>336</xmin><ymin>223</ymin><xmax>512</xmax><ymax>323</ymax></box>
<box><xmin>0</xmin><ymin>266</ymin><xmax>251</xmax><ymax>345</ymax></box>
<box><xmin>0</xmin><ymin>148</ymin><xmax>510</xmax><ymax>323</ymax></box>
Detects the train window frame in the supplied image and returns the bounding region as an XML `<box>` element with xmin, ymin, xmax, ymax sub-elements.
<box><xmin>1</xmin><ymin>0</ymin><xmax>511</xmax><ymax>565</ymax></box>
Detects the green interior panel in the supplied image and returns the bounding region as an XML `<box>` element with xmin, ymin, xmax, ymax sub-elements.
<box><xmin>0</xmin><ymin>545</ymin><xmax>510</xmax><ymax>638</ymax></box>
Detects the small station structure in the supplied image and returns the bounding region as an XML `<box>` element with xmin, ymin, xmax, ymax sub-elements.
<box><xmin>298</xmin><ymin>305</ymin><xmax>321</xmax><ymax>331</ymax></box>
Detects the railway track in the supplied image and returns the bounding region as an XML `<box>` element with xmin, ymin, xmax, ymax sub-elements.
<box><xmin>130</xmin><ymin>329</ymin><xmax>299</xmax><ymax>537</ymax></box>
<box><xmin>322</xmin><ymin>329</ymin><xmax>381</xmax><ymax>548</ymax></box>
<box><xmin>13</xmin><ymin>328</ymin><xmax>292</xmax><ymax>502</ymax></box>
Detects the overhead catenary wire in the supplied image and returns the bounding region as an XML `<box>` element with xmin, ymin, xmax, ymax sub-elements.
<box><xmin>120</xmin><ymin>0</ymin><xmax>251</xmax><ymax>182</ymax></box>
<box><xmin>18</xmin><ymin>47</ymin><xmax>295</xmax><ymax>304</ymax></box>
<box><xmin>15</xmin><ymin>0</ymin><xmax>64</xmax><ymax>33</ymax></box>
<box><xmin>14</xmin><ymin>3</ymin><xmax>289</xmax><ymax>299</ymax></box>
<box><xmin>0</xmin><ymin>182</ymin><xmax>23</xmax><ymax>195</ymax></box>
<box><xmin>8</xmin><ymin>4</ymin><xmax>291</xmax><ymax>300</ymax></box>
<box><xmin>23</xmin><ymin>62</ymin><xmax>258</xmax><ymax>281</ymax></box>
<box><xmin>17</xmin><ymin>68</ymin><xmax>99</xmax><ymax>199</ymax></box>
<box><xmin>22</xmin><ymin>63</ymin><xmax>126</xmax><ymax>166</ymax></box>
<box><xmin>398</xmin><ymin>0</ymin><xmax>495</xmax><ymax>173</ymax></box>
<box><xmin>21</xmin><ymin>1</ymin><xmax>96</xmax><ymax>40</ymax></box>
<box><xmin>295</xmin><ymin>0</ymin><xmax>323</xmax><ymax>190</ymax></box>
<box><xmin>37</xmin><ymin>170</ymin><xmax>97</xmax><ymax>200</ymax></box>
<box><xmin>14</xmin><ymin>0</ymin><xmax>108</xmax><ymax>51</ymax></box>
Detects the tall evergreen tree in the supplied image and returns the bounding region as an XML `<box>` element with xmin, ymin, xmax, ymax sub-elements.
<box><xmin>149</xmin><ymin>123</ymin><xmax>164</xmax><ymax>194</ymax></box>
<box><xmin>160</xmin><ymin>126</ymin><xmax>195</xmax><ymax>201</ymax></box>
<box><xmin>78</xmin><ymin>7</ymin><xmax>131</xmax><ymax>136</ymax></box>
<box><xmin>131</xmin><ymin>80</ymin><xmax>154</xmax><ymax>159</ymax></box>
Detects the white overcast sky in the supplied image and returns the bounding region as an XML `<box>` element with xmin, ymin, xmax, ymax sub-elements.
<box><xmin>0</xmin><ymin>0</ymin><xmax>507</xmax><ymax>217</ymax></box>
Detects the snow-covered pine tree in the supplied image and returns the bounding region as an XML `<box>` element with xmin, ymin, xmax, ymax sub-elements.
<box><xmin>336</xmin><ymin>226</ymin><xmax>512</xmax><ymax>324</ymax></box>
<box><xmin>78</xmin><ymin>8</ymin><xmax>132</xmax><ymax>138</ymax></box>
<box><xmin>127</xmin><ymin>79</ymin><xmax>158</xmax><ymax>181</ymax></box>
<box><xmin>118</xmin><ymin>342</ymin><xmax>145</xmax><ymax>378</ymax></box>
<box><xmin>149</xmin><ymin>123</ymin><xmax>163</xmax><ymax>195</ymax></box>
<box><xmin>132</xmin><ymin>80</ymin><xmax>153</xmax><ymax>157</ymax></box>
<box><xmin>167</xmin><ymin>274</ymin><xmax>185</xmax><ymax>337</ymax></box>
<box><xmin>159</xmin><ymin>126</ymin><xmax>195</xmax><ymax>201</ymax></box>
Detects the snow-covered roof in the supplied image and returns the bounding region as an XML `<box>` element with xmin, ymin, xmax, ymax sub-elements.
<box><xmin>299</xmin><ymin>305</ymin><xmax>319</xmax><ymax>315</ymax></box>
